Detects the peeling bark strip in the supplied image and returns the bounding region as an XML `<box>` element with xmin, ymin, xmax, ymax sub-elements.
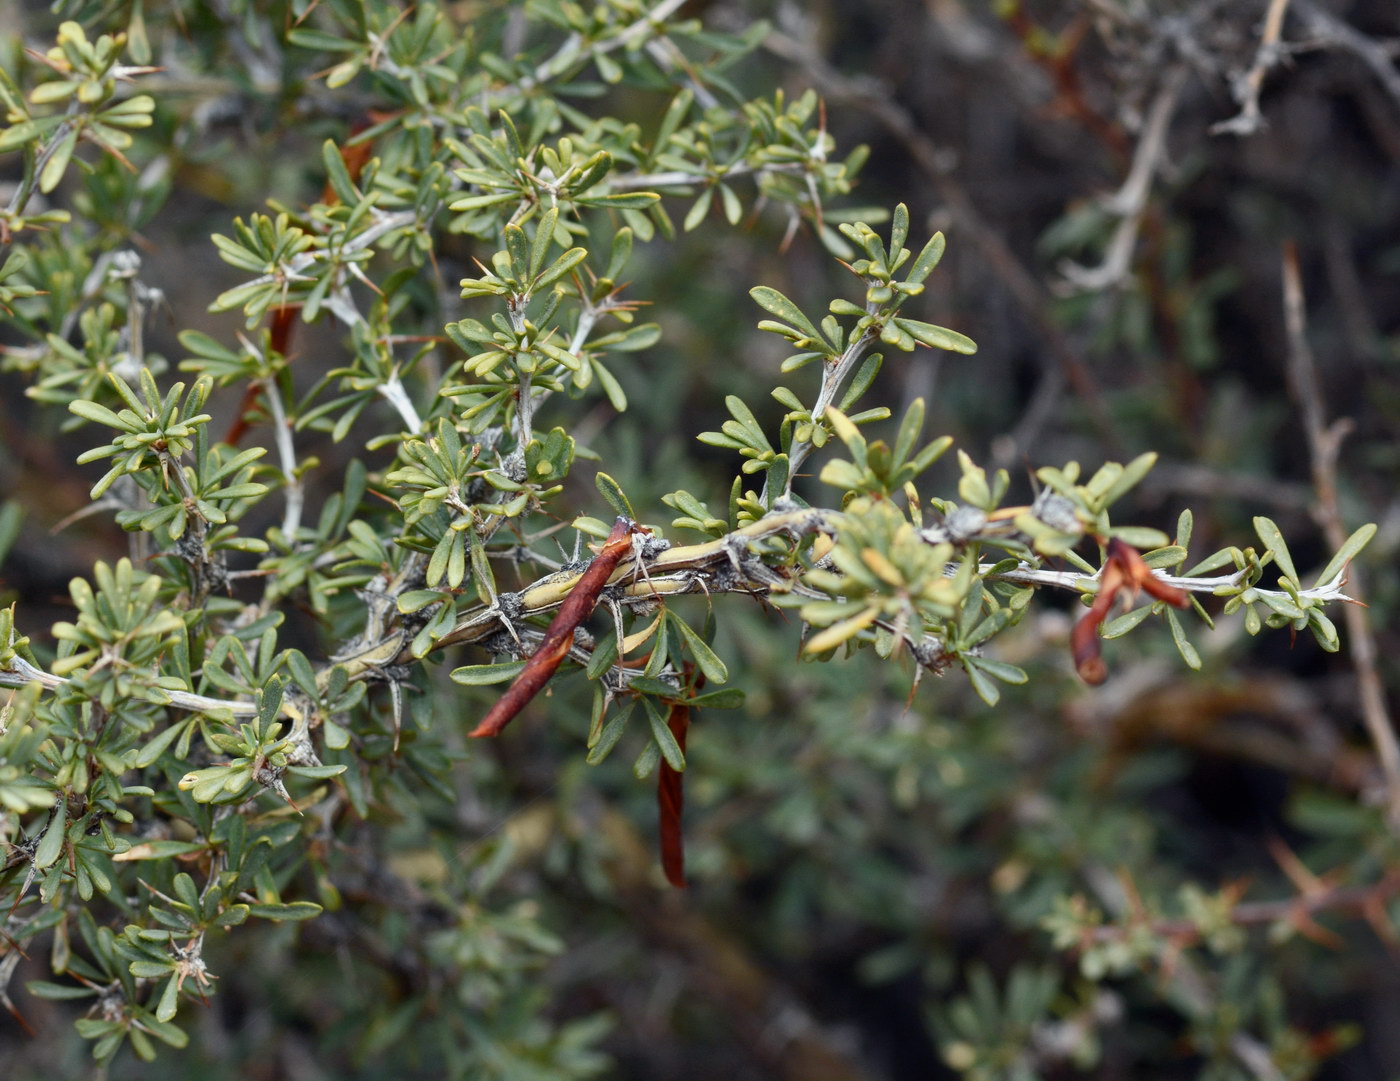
<box><xmin>471</xmin><ymin>516</ymin><xmax>641</xmax><ymax>738</ymax></box>
<box><xmin>658</xmin><ymin>690</ymin><xmax>695</xmax><ymax>889</ymax></box>
<box><xmin>1073</xmin><ymin>538</ymin><xmax>1190</xmax><ymax>685</ymax></box>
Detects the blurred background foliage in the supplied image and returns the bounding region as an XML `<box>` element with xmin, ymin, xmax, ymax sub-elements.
<box><xmin>2</xmin><ymin>1</ymin><xmax>1400</xmax><ymax>1079</ymax></box>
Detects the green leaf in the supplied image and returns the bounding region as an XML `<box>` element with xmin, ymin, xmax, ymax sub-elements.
<box><xmin>1165</xmin><ymin>608</ymin><xmax>1201</xmax><ymax>670</ymax></box>
<box><xmin>156</xmin><ymin>972</ymin><xmax>181</xmax><ymax>1023</ymax></box>
<box><xmin>577</xmin><ymin>192</ymin><xmax>659</xmax><ymax>210</ymax></box>
<box><xmin>286</xmin><ymin>27</ymin><xmax>360</xmax><ymax>51</ymax></box>
<box><xmin>668</xmin><ymin>614</ymin><xmax>728</xmax><ymax>683</ymax></box>
<box><xmin>654</xmin><ymin>88</ymin><xmax>693</xmax><ymax>150</ymax></box>
<box><xmin>214</xmin><ymin>904</ymin><xmax>250</xmax><ymax>928</ymax></box>
<box><xmin>766</xmin><ymin>454</ymin><xmax>789</xmax><ymax>498</ymax></box>
<box><xmin>893</xmin><ymin>318</ymin><xmax>976</xmax><ymax>354</ymax></box>
<box><xmin>644</xmin><ymin>700</ymin><xmax>685</xmax><ymax>771</ymax></box>
<box><xmin>1315</xmin><ymin>522</ymin><xmax>1377</xmax><ymax>588</ymax></box>
<box><xmin>27</xmin><ymin>981</ymin><xmax>98</xmax><ymax>1001</ymax></box>
<box><xmin>840</xmin><ymin>353</ymin><xmax>883</xmax><ymax>412</ymax></box>
<box><xmin>398</xmin><ymin>590</ymin><xmax>447</xmax><ymax>614</ymax></box>
<box><xmin>628</xmin><ymin>676</ymin><xmax>681</xmax><ymax>699</ymax></box>
<box><xmin>1101</xmin><ymin>606</ymin><xmax>1153</xmax><ymax>640</ymax></box>
<box><xmin>632</xmin><ymin>739</ymin><xmax>661</xmax><ymax>780</ymax></box>
<box><xmin>112</xmin><ymin>840</ymin><xmax>206</xmax><ymax>861</ymax></box>
<box><xmin>889</xmin><ymin>203</ymin><xmax>910</xmax><ymax>261</ymax></box>
<box><xmin>1253</xmin><ymin>516</ymin><xmax>1298</xmax><ymax>584</ymax></box>
<box><xmin>1257</xmin><ymin>590</ymin><xmax>1304</xmax><ymax>620</ymax></box>
<box><xmin>34</xmin><ymin>801</ymin><xmax>66</xmax><ymax>869</ymax></box>
<box><xmin>142</xmin><ymin>1013</ymin><xmax>188</xmax><ymax>1049</ymax></box>
<box><xmin>533</xmin><ymin>246</ymin><xmax>587</xmax><ymax>291</ymax></box>
<box><xmin>68</xmin><ymin>399</ymin><xmax>128</xmax><ymax>429</ymax></box>
<box><xmin>587</xmin><ymin>705</ymin><xmax>632</xmax><ymax>764</ymax></box>
<box><xmin>285</xmin><ymin>650</ymin><xmax>317</xmax><ymax>697</ymax></box>
<box><xmin>1101</xmin><ymin>452</ymin><xmax>1158</xmax><ymax>505</ymax></box>
<box><xmin>683</xmin><ymin>187</ymin><xmax>713</xmax><ymax>231</ymax></box>
<box><xmin>595</xmin><ymin>472</ymin><xmax>635</xmax><ymax>520</ymax></box>
<box><xmin>450</xmin><ymin>662</ymin><xmax>525</xmax><ymax>685</ymax></box>
<box><xmin>321</xmin><ymin>138</ymin><xmax>358</xmax><ymax>204</ymax></box>
<box><xmin>893</xmin><ymin>398</ymin><xmax>925</xmax><ymax>466</ymax></box>
<box><xmin>529</xmin><ymin>207</ymin><xmax>559</xmax><ymax>278</ymax></box>
<box><xmin>286</xmin><ymin>764</ymin><xmax>348</xmax><ymax>779</ymax></box>
<box><xmin>686</xmin><ymin>687</ymin><xmax>745</xmax><ymax>709</ymax></box>
<box><xmin>0</xmin><ymin>119</ymin><xmax>53</xmax><ymax>152</ymax></box>
<box><xmin>449</xmin><ymin>191</ymin><xmax>518</xmax><ymax>212</ymax></box>
<box><xmin>39</xmin><ymin>127</ymin><xmax>78</xmax><ymax>193</ymax></box>
<box><xmin>905</xmin><ymin>230</ymin><xmax>946</xmax><ymax>286</ymax></box>
<box><xmin>247</xmin><ymin>901</ymin><xmax>323</xmax><ymax>921</ymax></box>
<box><xmin>1108</xmin><ymin>526</ymin><xmax>1170</xmax><ymax>549</ymax></box>
<box><xmin>125</xmin><ymin>716</ymin><xmax>187</xmax><ymax>766</ymax></box>
<box><xmin>1142</xmin><ymin>545</ymin><xmax>1187</xmax><ymax>569</ymax></box>
<box><xmin>963</xmin><ymin>660</ymin><xmax>1000</xmax><ymax>706</ymax></box>
<box><xmin>719</xmin><ymin>182</ymin><xmax>742</xmax><ymax>225</ymax></box>
<box><xmin>1174</xmin><ymin>508</ymin><xmax>1194</xmax><ymax>551</ymax></box>
<box><xmin>505</xmin><ymin>221</ymin><xmax>531</xmax><ymax>278</ymax></box>
<box><xmin>1308</xmin><ymin>609</ymin><xmax>1340</xmax><ymax>652</ymax></box>
<box><xmin>750</xmin><ymin>286</ymin><xmax>824</xmax><ymax>345</ymax></box>
<box><xmin>1183</xmin><ymin>548</ymin><xmax>1239</xmax><ymax>577</ymax></box>
<box><xmin>969</xmin><ymin>658</ymin><xmax>1027</xmax><ymax>684</ymax></box>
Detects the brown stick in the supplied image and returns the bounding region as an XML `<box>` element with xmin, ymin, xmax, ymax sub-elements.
<box><xmin>470</xmin><ymin>516</ymin><xmax>641</xmax><ymax>738</ymax></box>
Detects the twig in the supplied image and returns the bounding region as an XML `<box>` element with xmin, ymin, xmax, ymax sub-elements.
<box><xmin>375</xmin><ymin>376</ymin><xmax>422</xmax><ymax>433</ymax></box>
<box><xmin>606</xmin><ymin>161</ymin><xmax>800</xmax><ymax>192</ymax></box>
<box><xmin>1232</xmin><ymin>1033</ymin><xmax>1288</xmax><ymax>1081</ymax></box>
<box><xmin>774</xmin><ymin>320</ymin><xmax>879</xmax><ymax>500</ymax></box>
<box><xmin>262</xmin><ymin>375</ymin><xmax>304</xmax><ymax>540</ymax></box>
<box><xmin>1085</xmin><ymin>872</ymin><xmax>1400</xmax><ymax>943</ymax></box>
<box><xmin>0</xmin><ymin>654</ymin><xmax>257</xmax><ymax>716</ymax></box>
<box><xmin>1212</xmin><ymin>0</ymin><xmax>1294</xmax><ymax>136</ymax></box>
<box><xmin>2</xmin><ymin>502</ymin><xmax>1361</xmax><ymax>715</ymax></box>
<box><xmin>1280</xmin><ymin>241</ymin><xmax>1400</xmax><ymax>822</ymax></box>
<box><xmin>1060</xmin><ymin>65</ymin><xmax>1188</xmax><ymax>292</ymax></box>
<box><xmin>433</xmin><ymin>508</ymin><xmax>1357</xmax><ymax>665</ymax></box>
<box><xmin>1294</xmin><ymin>0</ymin><xmax>1400</xmax><ymax>112</ymax></box>
<box><xmin>516</xmin><ymin>0</ymin><xmax>690</xmax><ymax>93</ymax></box>
<box><xmin>988</xmin><ymin>561</ymin><xmax>1355</xmax><ymax>605</ymax></box>
<box><xmin>227</xmin><ymin>209</ymin><xmax>418</xmax><ymax>305</ymax></box>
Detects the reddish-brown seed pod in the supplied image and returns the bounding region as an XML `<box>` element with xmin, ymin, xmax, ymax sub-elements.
<box><xmin>1072</xmin><ymin>560</ymin><xmax>1121</xmax><ymax>685</ymax></box>
<box><xmin>471</xmin><ymin>516</ymin><xmax>640</xmax><ymax>739</ymax></box>
<box><xmin>1108</xmin><ymin>537</ymin><xmax>1190</xmax><ymax>608</ymax></box>
<box><xmin>1072</xmin><ymin>539</ymin><xmax>1190</xmax><ymax>685</ymax></box>
<box><xmin>657</xmin><ymin>697</ymin><xmax>691</xmax><ymax>889</ymax></box>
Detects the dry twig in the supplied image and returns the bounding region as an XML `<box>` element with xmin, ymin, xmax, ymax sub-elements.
<box><xmin>1059</xmin><ymin>64</ymin><xmax>1188</xmax><ymax>292</ymax></box>
<box><xmin>1295</xmin><ymin>0</ymin><xmax>1400</xmax><ymax>112</ymax></box>
<box><xmin>1212</xmin><ymin>0</ymin><xmax>1294</xmax><ymax>136</ymax></box>
<box><xmin>1280</xmin><ymin>241</ymin><xmax>1400</xmax><ymax>823</ymax></box>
